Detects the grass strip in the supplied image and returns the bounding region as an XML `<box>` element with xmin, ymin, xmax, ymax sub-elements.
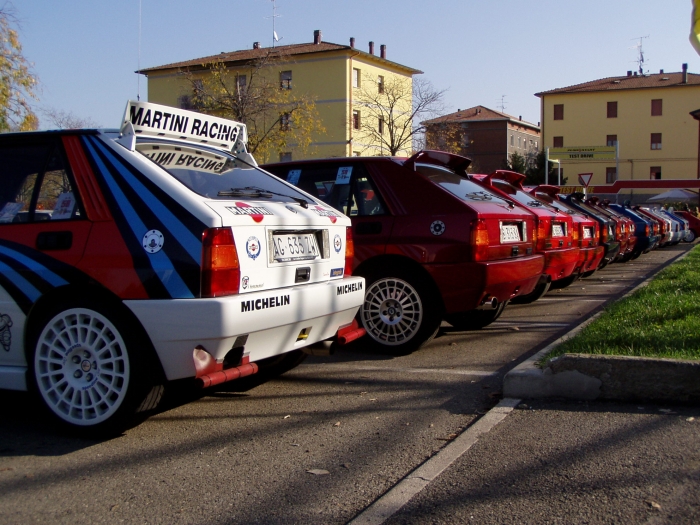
<box><xmin>544</xmin><ymin>245</ymin><xmax>700</xmax><ymax>363</ymax></box>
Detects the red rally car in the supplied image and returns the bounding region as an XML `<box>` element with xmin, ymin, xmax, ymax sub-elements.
<box><xmin>471</xmin><ymin>171</ymin><xmax>579</xmax><ymax>303</ymax></box>
<box><xmin>263</xmin><ymin>151</ymin><xmax>545</xmax><ymax>352</ymax></box>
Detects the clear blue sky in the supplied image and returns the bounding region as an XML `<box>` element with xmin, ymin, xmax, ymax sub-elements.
<box><xmin>15</xmin><ymin>0</ymin><xmax>700</xmax><ymax>129</ymax></box>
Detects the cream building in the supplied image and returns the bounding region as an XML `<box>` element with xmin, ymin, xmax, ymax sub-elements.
<box><xmin>536</xmin><ymin>65</ymin><xmax>700</xmax><ymax>199</ymax></box>
<box><xmin>138</xmin><ymin>30</ymin><xmax>421</xmax><ymax>162</ymax></box>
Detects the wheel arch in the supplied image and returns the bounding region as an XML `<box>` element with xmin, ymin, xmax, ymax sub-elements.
<box><xmin>24</xmin><ymin>284</ymin><xmax>167</xmax><ymax>384</ymax></box>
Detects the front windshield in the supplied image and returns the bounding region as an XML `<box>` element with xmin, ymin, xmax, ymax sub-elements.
<box><xmin>136</xmin><ymin>140</ymin><xmax>315</xmax><ymax>204</ymax></box>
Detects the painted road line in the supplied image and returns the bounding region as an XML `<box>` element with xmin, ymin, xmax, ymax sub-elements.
<box><xmin>348</xmin><ymin>398</ymin><xmax>521</xmax><ymax>525</ymax></box>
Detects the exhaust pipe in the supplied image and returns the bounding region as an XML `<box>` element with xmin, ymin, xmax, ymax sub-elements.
<box><xmin>336</xmin><ymin>319</ymin><xmax>367</xmax><ymax>345</ymax></box>
<box><xmin>476</xmin><ymin>296</ymin><xmax>499</xmax><ymax>310</ymax></box>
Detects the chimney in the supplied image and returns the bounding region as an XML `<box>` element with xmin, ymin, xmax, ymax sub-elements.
<box><xmin>627</xmin><ymin>71</ymin><xmax>632</xmax><ymax>76</ymax></box>
<box><xmin>682</xmin><ymin>63</ymin><xmax>688</xmax><ymax>83</ymax></box>
<box><xmin>659</xmin><ymin>69</ymin><xmax>664</xmax><ymax>74</ymax></box>
<box><xmin>350</xmin><ymin>37</ymin><xmax>355</xmax><ymax>48</ymax></box>
<box><xmin>314</xmin><ymin>30</ymin><xmax>322</xmax><ymax>44</ymax></box>
<box><xmin>380</xmin><ymin>44</ymin><xmax>386</xmax><ymax>59</ymax></box>
<box><xmin>634</xmin><ymin>71</ymin><xmax>638</xmax><ymax>76</ymax></box>
<box><xmin>253</xmin><ymin>42</ymin><xmax>260</xmax><ymax>49</ymax></box>
<box><xmin>369</xmin><ymin>41</ymin><xmax>374</xmax><ymax>55</ymax></box>
<box><xmin>519</xmin><ymin>115</ymin><xmax>522</xmax><ymax>121</ymax></box>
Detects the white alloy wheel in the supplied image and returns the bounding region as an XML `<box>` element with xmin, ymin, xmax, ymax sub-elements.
<box><xmin>361</xmin><ymin>277</ymin><xmax>423</xmax><ymax>346</ymax></box>
<box><xmin>34</xmin><ymin>308</ymin><xmax>130</xmax><ymax>427</ymax></box>
<box><xmin>685</xmin><ymin>230</ymin><xmax>696</xmax><ymax>243</ymax></box>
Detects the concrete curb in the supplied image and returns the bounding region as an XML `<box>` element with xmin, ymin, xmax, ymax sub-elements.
<box><xmin>503</xmin><ymin>247</ymin><xmax>699</xmax><ymax>404</ymax></box>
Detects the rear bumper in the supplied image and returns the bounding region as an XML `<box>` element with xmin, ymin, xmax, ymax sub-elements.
<box><xmin>125</xmin><ymin>276</ymin><xmax>365</xmax><ymax>381</ymax></box>
<box><xmin>426</xmin><ymin>254</ymin><xmax>545</xmax><ymax>314</ymax></box>
<box><xmin>576</xmin><ymin>245</ymin><xmax>605</xmax><ymax>274</ymax></box>
<box><xmin>543</xmin><ymin>247</ymin><xmax>580</xmax><ymax>282</ymax></box>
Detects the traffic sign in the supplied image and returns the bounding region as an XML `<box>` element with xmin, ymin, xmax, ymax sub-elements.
<box><xmin>549</xmin><ymin>146</ymin><xmax>616</xmax><ymax>161</ymax></box>
<box><xmin>578</xmin><ymin>173</ymin><xmax>593</xmax><ymax>187</ymax></box>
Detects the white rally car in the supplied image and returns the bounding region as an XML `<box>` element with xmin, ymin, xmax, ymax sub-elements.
<box><xmin>0</xmin><ymin>101</ymin><xmax>365</xmax><ymax>434</ymax></box>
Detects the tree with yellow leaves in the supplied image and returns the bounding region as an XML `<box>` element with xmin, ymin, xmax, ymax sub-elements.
<box><xmin>0</xmin><ymin>6</ymin><xmax>38</xmax><ymax>132</ymax></box>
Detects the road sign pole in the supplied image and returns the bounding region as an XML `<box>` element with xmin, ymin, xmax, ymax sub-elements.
<box><xmin>545</xmin><ymin>148</ymin><xmax>549</xmax><ymax>185</ymax></box>
<box><xmin>615</xmin><ymin>140</ymin><xmax>620</xmax><ymax>204</ymax></box>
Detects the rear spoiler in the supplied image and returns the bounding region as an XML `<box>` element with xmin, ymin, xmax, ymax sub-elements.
<box><xmin>403</xmin><ymin>150</ymin><xmax>471</xmax><ymax>175</ymax></box>
<box><xmin>530</xmin><ymin>184</ymin><xmax>560</xmax><ymax>197</ymax></box>
<box><xmin>482</xmin><ymin>170</ymin><xmax>526</xmax><ymax>188</ymax></box>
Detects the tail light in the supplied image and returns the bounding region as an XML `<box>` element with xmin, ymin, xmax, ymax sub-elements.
<box><xmin>201</xmin><ymin>227</ymin><xmax>240</xmax><ymax>298</ymax></box>
<box><xmin>593</xmin><ymin>222</ymin><xmax>599</xmax><ymax>245</ymax></box>
<box><xmin>536</xmin><ymin>217</ymin><xmax>551</xmax><ymax>252</ymax></box>
<box><xmin>645</xmin><ymin>224</ymin><xmax>650</xmax><ymax>237</ymax></box>
<box><xmin>572</xmin><ymin>224</ymin><xmax>580</xmax><ymax>244</ymax></box>
<box><xmin>615</xmin><ymin>222</ymin><xmax>621</xmax><ymax>240</ymax></box>
<box><xmin>601</xmin><ymin>222</ymin><xmax>608</xmax><ymax>243</ymax></box>
<box><xmin>472</xmin><ymin>219</ymin><xmax>490</xmax><ymax>261</ymax></box>
<box><xmin>344</xmin><ymin>226</ymin><xmax>354</xmax><ymax>276</ymax></box>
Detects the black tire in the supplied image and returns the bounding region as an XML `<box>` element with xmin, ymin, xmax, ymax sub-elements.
<box><xmin>358</xmin><ymin>268</ymin><xmax>442</xmax><ymax>354</ymax></box>
<box><xmin>445</xmin><ymin>301</ymin><xmax>507</xmax><ymax>331</ymax></box>
<box><xmin>510</xmin><ymin>280</ymin><xmax>551</xmax><ymax>305</ymax></box>
<box><xmin>549</xmin><ymin>274</ymin><xmax>578</xmax><ymax>290</ymax></box>
<box><xmin>684</xmin><ymin>230</ymin><xmax>696</xmax><ymax>243</ymax></box>
<box><xmin>28</xmin><ymin>299</ymin><xmax>162</xmax><ymax>436</ymax></box>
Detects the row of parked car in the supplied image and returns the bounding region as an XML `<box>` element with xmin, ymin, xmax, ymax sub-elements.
<box><xmin>263</xmin><ymin>151</ymin><xmax>699</xmax><ymax>354</ymax></box>
<box><xmin>1</xmin><ymin>101</ymin><xmax>695</xmax><ymax>435</ymax></box>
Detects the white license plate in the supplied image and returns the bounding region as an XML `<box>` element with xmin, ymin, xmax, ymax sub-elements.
<box><xmin>272</xmin><ymin>233</ymin><xmax>320</xmax><ymax>262</ymax></box>
<box><xmin>500</xmin><ymin>224</ymin><xmax>521</xmax><ymax>243</ymax></box>
<box><xmin>582</xmin><ymin>227</ymin><xmax>593</xmax><ymax>239</ymax></box>
<box><xmin>551</xmin><ymin>223</ymin><xmax>565</xmax><ymax>237</ymax></box>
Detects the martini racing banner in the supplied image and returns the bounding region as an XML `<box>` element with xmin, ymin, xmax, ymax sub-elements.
<box><xmin>123</xmin><ymin>100</ymin><xmax>246</xmax><ymax>151</ymax></box>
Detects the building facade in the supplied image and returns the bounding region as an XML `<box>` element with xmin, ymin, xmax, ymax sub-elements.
<box><xmin>138</xmin><ymin>31</ymin><xmax>421</xmax><ymax>162</ymax></box>
<box><xmin>423</xmin><ymin>106</ymin><xmax>540</xmax><ymax>174</ymax></box>
<box><xmin>536</xmin><ymin>65</ymin><xmax>700</xmax><ymax>198</ymax></box>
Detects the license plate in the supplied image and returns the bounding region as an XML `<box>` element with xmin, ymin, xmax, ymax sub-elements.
<box><xmin>500</xmin><ymin>224</ymin><xmax>521</xmax><ymax>243</ymax></box>
<box><xmin>272</xmin><ymin>233</ymin><xmax>320</xmax><ymax>262</ymax></box>
<box><xmin>551</xmin><ymin>223</ymin><xmax>565</xmax><ymax>237</ymax></box>
<box><xmin>582</xmin><ymin>227</ymin><xmax>593</xmax><ymax>239</ymax></box>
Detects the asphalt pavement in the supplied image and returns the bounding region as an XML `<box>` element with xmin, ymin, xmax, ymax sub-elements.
<box><xmin>0</xmin><ymin>243</ymin><xmax>697</xmax><ymax>525</ymax></box>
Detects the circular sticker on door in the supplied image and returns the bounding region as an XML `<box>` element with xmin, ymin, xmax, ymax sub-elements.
<box><xmin>142</xmin><ymin>230</ymin><xmax>164</xmax><ymax>253</ymax></box>
<box><xmin>430</xmin><ymin>220</ymin><xmax>446</xmax><ymax>236</ymax></box>
<box><xmin>246</xmin><ymin>236</ymin><xmax>261</xmax><ymax>260</ymax></box>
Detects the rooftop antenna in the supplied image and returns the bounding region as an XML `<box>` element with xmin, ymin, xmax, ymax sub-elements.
<box><xmin>267</xmin><ymin>0</ymin><xmax>282</xmax><ymax>47</ymax></box>
<box><xmin>497</xmin><ymin>95</ymin><xmax>507</xmax><ymax>113</ymax></box>
<box><xmin>630</xmin><ymin>35</ymin><xmax>649</xmax><ymax>75</ymax></box>
<box><xmin>137</xmin><ymin>0</ymin><xmax>142</xmax><ymax>100</ymax></box>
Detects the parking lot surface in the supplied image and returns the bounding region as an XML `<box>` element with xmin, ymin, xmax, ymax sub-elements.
<box><xmin>0</xmin><ymin>243</ymin><xmax>693</xmax><ymax>524</ymax></box>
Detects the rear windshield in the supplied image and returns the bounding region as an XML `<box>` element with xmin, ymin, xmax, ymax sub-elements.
<box><xmin>135</xmin><ymin>140</ymin><xmax>313</xmax><ymax>203</ymax></box>
<box><xmin>491</xmin><ymin>180</ymin><xmax>559</xmax><ymax>212</ymax></box>
<box><xmin>415</xmin><ymin>164</ymin><xmax>511</xmax><ymax>206</ymax></box>
<box><xmin>532</xmin><ymin>192</ymin><xmax>584</xmax><ymax>217</ymax></box>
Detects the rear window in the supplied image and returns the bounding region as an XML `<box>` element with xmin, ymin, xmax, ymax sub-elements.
<box><xmin>491</xmin><ymin>180</ymin><xmax>559</xmax><ymax>212</ymax></box>
<box><xmin>136</xmin><ymin>140</ymin><xmax>312</xmax><ymax>204</ymax></box>
<box><xmin>415</xmin><ymin>164</ymin><xmax>511</xmax><ymax>206</ymax></box>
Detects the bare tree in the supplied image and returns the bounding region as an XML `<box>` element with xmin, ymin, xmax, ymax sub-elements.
<box><xmin>352</xmin><ymin>75</ymin><xmax>447</xmax><ymax>156</ymax></box>
<box><xmin>0</xmin><ymin>4</ymin><xmax>38</xmax><ymax>131</ymax></box>
<box><xmin>40</xmin><ymin>108</ymin><xmax>99</xmax><ymax>129</ymax></box>
<box><xmin>183</xmin><ymin>51</ymin><xmax>324</xmax><ymax>163</ymax></box>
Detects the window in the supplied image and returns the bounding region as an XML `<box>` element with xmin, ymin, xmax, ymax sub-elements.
<box><xmin>518</xmin><ymin>137</ymin><xmax>521</xmax><ymax>148</ymax></box>
<box><xmin>352</xmin><ymin>68</ymin><xmax>360</xmax><ymax>88</ymax></box>
<box><xmin>280</xmin><ymin>113</ymin><xmax>291</xmax><ymax>131</ymax></box>
<box><xmin>279</xmin><ymin>152</ymin><xmax>292</xmax><ymax>162</ymax></box>
<box><xmin>553</xmin><ymin>104</ymin><xmax>564</xmax><ymax>120</ymax></box>
<box><xmin>650</xmin><ymin>166</ymin><xmax>661</xmax><ymax>180</ymax></box>
<box><xmin>237</xmin><ymin>75</ymin><xmax>247</xmax><ymax>92</ymax></box>
<box><xmin>651</xmin><ymin>133</ymin><xmax>662</xmax><ymax>150</ymax></box>
<box><xmin>651</xmin><ymin>99</ymin><xmax>662</xmax><ymax>116</ymax></box>
<box><xmin>280</xmin><ymin>70</ymin><xmax>292</xmax><ymax>89</ymax></box>
<box><xmin>553</xmin><ymin>136</ymin><xmax>563</xmax><ymax>148</ymax></box>
<box><xmin>378</xmin><ymin>117</ymin><xmax>384</xmax><ymax>134</ymax></box>
<box><xmin>607</xmin><ymin>101</ymin><xmax>617</xmax><ymax>118</ymax></box>
<box><xmin>377</xmin><ymin>75</ymin><xmax>384</xmax><ymax>93</ymax></box>
<box><xmin>606</xmin><ymin>167</ymin><xmax>617</xmax><ymax>183</ymax></box>
<box><xmin>510</xmin><ymin>135</ymin><xmax>514</xmax><ymax>146</ymax></box>
<box><xmin>0</xmin><ymin>143</ymin><xmax>81</xmax><ymax>223</ymax></box>
<box><xmin>353</xmin><ymin>110</ymin><xmax>360</xmax><ymax>130</ymax></box>
<box><xmin>606</xmin><ymin>135</ymin><xmax>617</xmax><ymax>147</ymax></box>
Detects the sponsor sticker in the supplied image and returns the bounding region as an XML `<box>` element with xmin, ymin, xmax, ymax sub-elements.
<box><xmin>0</xmin><ymin>313</ymin><xmax>12</xmax><ymax>352</ymax></box>
<box><xmin>330</xmin><ymin>268</ymin><xmax>344</xmax><ymax>277</ymax></box>
<box><xmin>246</xmin><ymin>236</ymin><xmax>261</xmax><ymax>260</ymax></box>
<box><xmin>336</xmin><ymin>167</ymin><xmax>352</xmax><ymax>185</ymax></box>
<box><xmin>242</xmin><ymin>276</ymin><xmax>249</xmax><ymax>289</ymax></box>
<box><xmin>287</xmin><ymin>169</ymin><xmax>302</xmax><ymax>185</ymax></box>
<box><xmin>430</xmin><ymin>220</ymin><xmax>446</xmax><ymax>236</ymax></box>
<box><xmin>227</xmin><ymin>202</ymin><xmax>273</xmax><ymax>223</ymax></box>
<box><xmin>336</xmin><ymin>282</ymin><xmax>363</xmax><ymax>295</ymax></box>
<box><xmin>142</xmin><ymin>229</ymin><xmax>165</xmax><ymax>253</ymax></box>
<box><xmin>241</xmin><ymin>295</ymin><xmax>290</xmax><ymax>312</ymax></box>
<box><xmin>312</xmin><ymin>205</ymin><xmax>339</xmax><ymax>223</ymax></box>
<box><xmin>334</xmin><ymin>234</ymin><xmax>342</xmax><ymax>253</ymax></box>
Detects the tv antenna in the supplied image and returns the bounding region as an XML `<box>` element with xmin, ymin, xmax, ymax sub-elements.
<box><xmin>267</xmin><ymin>0</ymin><xmax>282</xmax><ymax>47</ymax></box>
<box><xmin>630</xmin><ymin>35</ymin><xmax>649</xmax><ymax>75</ymax></box>
<box><xmin>497</xmin><ymin>95</ymin><xmax>507</xmax><ymax>113</ymax></box>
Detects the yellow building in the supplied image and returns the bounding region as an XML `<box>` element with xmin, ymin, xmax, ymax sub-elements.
<box><xmin>138</xmin><ymin>30</ymin><xmax>421</xmax><ymax>162</ymax></box>
<box><xmin>536</xmin><ymin>65</ymin><xmax>700</xmax><ymax>199</ymax></box>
